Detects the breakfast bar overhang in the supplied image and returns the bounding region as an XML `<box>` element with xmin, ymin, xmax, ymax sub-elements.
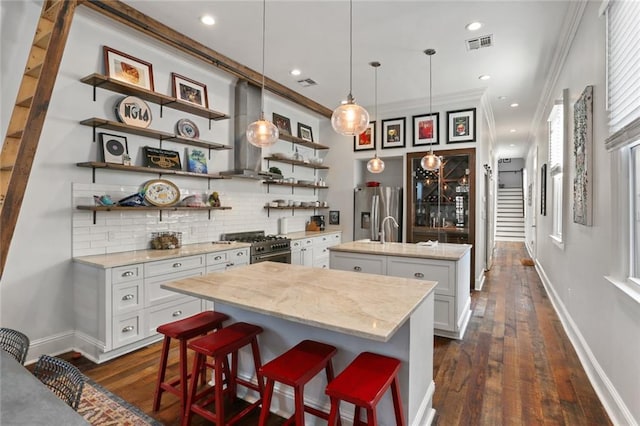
<box><xmin>161</xmin><ymin>261</ymin><xmax>438</xmax><ymax>425</ymax></box>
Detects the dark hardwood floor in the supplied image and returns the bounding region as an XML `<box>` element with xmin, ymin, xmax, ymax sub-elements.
<box><xmin>63</xmin><ymin>241</ymin><xmax>611</xmax><ymax>425</ymax></box>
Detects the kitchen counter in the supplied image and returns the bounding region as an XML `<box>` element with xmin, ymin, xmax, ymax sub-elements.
<box><xmin>162</xmin><ymin>261</ymin><xmax>435</xmax><ymax>341</ymax></box>
<box><xmin>162</xmin><ymin>261</ymin><xmax>437</xmax><ymax>424</ymax></box>
<box><xmin>329</xmin><ymin>240</ymin><xmax>471</xmax><ymax>260</ymax></box>
<box><xmin>73</xmin><ymin>241</ymin><xmax>251</xmax><ymax>268</ymax></box>
<box><xmin>282</xmin><ymin>226</ymin><xmax>342</xmax><ymax>240</ymax></box>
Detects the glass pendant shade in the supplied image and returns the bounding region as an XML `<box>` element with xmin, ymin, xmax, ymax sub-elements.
<box><xmin>367</xmin><ymin>155</ymin><xmax>385</xmax><ymax>173</ymax></box>
<box><xmin>421</xmin><ymin>153</ymin><xmax>441</xmax><ymax>171</ymax></box>
<box><xmin>331</xmin><ymin>100</ymin><xmax>370</xmax><ymax>136</ymax></box>
<box><xmin>247</xmin><ymin>116</ymin><xmax>279</xmax><ymax>147</ymax></box>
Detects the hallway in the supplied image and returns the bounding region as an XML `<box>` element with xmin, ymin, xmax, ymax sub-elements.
<box><xmin>433</xmin><ymin>242</ymin><xmax>611</xmax><ymax>425</ymax></box>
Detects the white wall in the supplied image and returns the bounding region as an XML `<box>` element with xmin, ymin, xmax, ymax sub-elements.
<box><xmin>0</xmin><ymin>3</ymin><xmax>326</xmax><ymax>357</ymax></box>
<box><xmin>527</xmin><ymin>3</ymin><xmax>639</xmax><ymax>424</ymax></box>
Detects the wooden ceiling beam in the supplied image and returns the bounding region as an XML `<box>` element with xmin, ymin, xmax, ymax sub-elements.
<box><xmin>79</xmin><ymin>0</ymin><xmax>333</xmax><ymax>118</ymax></box>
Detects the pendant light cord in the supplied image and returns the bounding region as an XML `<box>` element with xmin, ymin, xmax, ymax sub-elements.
<box><xmin>374</xmin><ymin>63</ymin><xmax>378</xmax><ymax>157</ymax></box>
<box><xmin>428</xmin><ymin>52</ymin><xmax>433</xmax><ymax>156</ymax></box>
<box><xmin>260</xmin><ymin>0</ymin><xmax>266</xmax><ymax>118</ymax></box>
<box><xmin>349</xmin><ymin>0</ymin><xmax>353</xmax><ymax>99</ymax></box>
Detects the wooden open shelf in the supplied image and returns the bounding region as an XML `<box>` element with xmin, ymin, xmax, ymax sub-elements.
<box><xmin>77</xmin><ymin>162</ymin><xmax>228</xmax><ymax>179</ymax></box>
<box><xmin>278</xmin><ymin>132</ymin><xmax>329</xmax><ymax>150</ymax></box>
<box><xmin>264</xmin><ymin>156</ymin><xmax>329</xmax><ymax>170</ymax></box>
<box><xmin>81</xmin><ymin>73</ymin><xmax>229</xmax><ymax>121</ymax></box>
<box><xmin>77</xmin><ymin>205</ymin><xmax>231</xmax><ymax>212</ymax></box>
<box><xmin>263</xmin><ymin>180</ymin><xmax>328</xmax><ymax>190</ymax></box>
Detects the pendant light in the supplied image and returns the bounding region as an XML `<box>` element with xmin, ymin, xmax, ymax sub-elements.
<box><xmin>246</xmin><ymin>0</ymin><xmax>279</xmax><ymax>147</ymax></box>
<box><xmin>331</xmin><ymin>0</ymin><xmax>370</xmax><ymax>136</ymax></box>
<box><xmin>420</xmin><ymin>49</ymin><xmax>441</xmax><ymax>171</ymax></box>
<box><xmin>367</xmin><ymin>61</ymin><xmax>384</xmax><ymax>173</ymax></box>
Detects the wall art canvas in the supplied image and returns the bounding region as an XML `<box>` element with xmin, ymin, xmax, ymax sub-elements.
<box><xmin>412</xmin><ymin>113</ymin><xmax>439</xmax><ymax>146</ymax></box>
<box><xmin>541</xmin><ymin>163</ymin><xmax>547</xmax><ymax>216</ymax></box>
<box><xmin>354</xmin><ymin>121</ymin><xmax>375</xmax><ymax>151</ymax></box>
<box><xmin>381</xmin><ymin>117</ymin><xmax>406</xmax><ymax>149</ymax></box>
<box><xmin>103</xmin><ymin>46</ymin><xmax>154</xmax><ymax>91</ymax></box>
<box><xmin>573</xmin><ymin>85</ymin><xmax>593</xmax><ymax>226</ymax></box>
<box><xmin>447</xmin><ymin>108</ymin><xmax>476</xmax><ymax>143</ymax></box>
<box><xmin>186</xmin><ymin>148</ymin><xmax>208</xmax><ymax>174</ymax></box>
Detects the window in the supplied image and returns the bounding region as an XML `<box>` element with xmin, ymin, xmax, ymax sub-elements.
<box><xmin>548</xmin><ymin>98</ymin><xmax>565</xmax><ymax>244</ymax></box>
<box><xmin>604</xmin><ymin>0</ymin><xmax>640</xmax><ymax>299</ymax></box>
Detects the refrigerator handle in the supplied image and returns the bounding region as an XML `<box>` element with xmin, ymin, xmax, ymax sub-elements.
<box><xmin>371</xmin><ymin>194</ymin><xmax>380</xmax><ymax>241</ymax></box>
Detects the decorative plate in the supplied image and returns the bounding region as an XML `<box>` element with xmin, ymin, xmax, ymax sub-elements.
<box><xmin>142</xmin><ymin>179</ymin><xmax>180</xmax><ymax>207</ymax></box>
<box><xmin>115</xmin><ymin>95</ymin><xmax>152</xmax><ymax>128</ymax></box>
<box><xmin>176</xmin><ymin>118</ymin><xmax>200</xmax><ymax>139</ymax></box>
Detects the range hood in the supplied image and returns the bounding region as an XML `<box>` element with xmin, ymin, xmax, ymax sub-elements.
<box><xmin>221</xmin><ymin>80</ymin><xmax>280</xmax><ymax>180</ymax></box>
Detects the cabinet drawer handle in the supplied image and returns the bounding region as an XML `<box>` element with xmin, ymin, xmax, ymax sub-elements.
<box><xmin>414</xmin><ymin>272</ymin><xmax>424</xmax><ymax>278</ymax></box>
<box><xmin>214</xmin><ymin>255</ymin><xmax>222</xmax><ymax>260</ymax></box>
<box><xmin>353</xmin><ymin>266</ymin><xmax>362</xmax><ymax>272</ymax></box>
<box><xmin>172</xmin><ymin>262</ymin><xmax>182</xmax><ymax>268</ymax></box>
<box><xmin>122</xmin><ymin>294</ymin><xmax>135</xmax><ymax>301</ymax></box>
<box><xmin>236</xmin><ymin>252</ymin><xmax>244</xmax><ymax>256</ymax></box>
<box><xmin>122</xmin><ymin>271</ymin><xmax>134</xmax><ymax>277</ymax></box>
<box><xmin>172</xmin><ymin>310</ymin><xmax>183</xmax><ymax>317</ymax></box>
<box><xmin>122</xmin><ymin>325</ymin><xmax>135</xmax><ymax>333</ymax></box>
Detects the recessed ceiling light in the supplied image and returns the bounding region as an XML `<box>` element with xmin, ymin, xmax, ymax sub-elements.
<box><xmin>466</xmin><ymin>22</ymin><xmax>483</xmax><ymax>31</ymax></box>
<box><xmin>478</xmin><ymin>74</ymin><xmax>491</xmax><ymax>81</ymax></box>
<box><xmin>510</xmin><ymin>129</ymin><xmax>517</xmax><ymax>133</ymax></box>
<box><xmin>498</xmin><ymin>96</ymin><xmax>507</xmax><ymax>100</ymax></box>
<box><xmin>510</xmin><ymin>102</ymin><xmax>519</xmax><ymax>108</ymax></box>
<box><xmin>290</xmin><ymin>69</ymin><xmax>301</xmax><ymax>76</ymax></box>
<box><xmin>200</xmin><ymin>15</ymin><xmax>215</xmax><ymax>26</ymax></box>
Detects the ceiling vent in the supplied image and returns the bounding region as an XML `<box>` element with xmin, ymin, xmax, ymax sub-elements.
<box><xmin>466</xmin><ymin>34</ymin><xmax>493</xmax><ymax>51</ymax></box>
<box><xmin>297</xmin><ymin>78</ymin><xmax>317</xmax><ymax>87</ymax></box>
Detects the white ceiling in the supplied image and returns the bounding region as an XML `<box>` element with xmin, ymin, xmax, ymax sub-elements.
<box><xmin>122</xmin><ymin>0</ymin><xmax>574</xmax><ymax>159</ymax></box>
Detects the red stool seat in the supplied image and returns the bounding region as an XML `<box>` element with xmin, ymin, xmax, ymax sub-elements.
<box><xmin>258</xmin><ymin>340</ymin><xmax>340</xmax><ymax>425</ymax></box>
<box><xmin>325</xmin><ymin>352</ymin><xmax>405</xmax><ymax>426</ymax></box>
<box><xmin>153</xmin><ymin>311</ymin><xmax>229</xmax><ymax>414</ymax></box>
<box><xmin>182</xmin><ymin>321</ymin><xmax>264</xmax><ymax>426</ymax></box>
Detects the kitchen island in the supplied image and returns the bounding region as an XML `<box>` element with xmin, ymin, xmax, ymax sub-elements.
<box><xmin>162</xmin><ymin>261</ymin><xmax>437</xmax><ymax>425</ymax></box>
<box><xmin>329</xmin><ymin>241</ymin><xmax>472</xmax><ymax>340</ymax></box>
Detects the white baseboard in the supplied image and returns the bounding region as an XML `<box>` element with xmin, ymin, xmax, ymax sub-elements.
<box><xmin>534</xmin><ymin>261</ymin><xmax>637</xmax><ymax>426</ymax></box>
<box><xmin>24</xmin><ymin>330</ymin><xmax>76</xmax><ymax>365</ymax></box>
<box><xmin>475</xmin><ymin>269</ymin><xmax>486</xmax><ymax>291</ymax></box>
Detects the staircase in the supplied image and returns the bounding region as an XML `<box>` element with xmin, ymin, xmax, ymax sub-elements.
<box><xmin>495</xmin><ymin>187</ymin><xmax>525</xmax><ymax>241</ymax></box>
<box><xmin>0</xmin><ymin>0</ymin><xmax>76</xmax><ymax>278</ymax></box>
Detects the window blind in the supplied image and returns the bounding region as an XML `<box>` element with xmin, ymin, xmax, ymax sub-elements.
<box><xmin>548</xmin><ymin>104</ymin><xmax>564</xmax><ymax>173</ymax></box>
<box><xmin>608</xmin><ymin>0</ymin><xmax>640</xmax><ymax>133</ymax></box>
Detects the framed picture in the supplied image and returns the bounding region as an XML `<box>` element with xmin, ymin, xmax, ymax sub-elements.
<box><xmin>329</xmin><ymin>210</ymin><xmax>340</xmax><ymax>225</ymax></box>
<box><xmin>297</xmin><ymin>123</ymin><xmax>313</xmax><ymax>142</ymax></box>
<box><xmin>541</xmin><ymin>163</ymin><xmax>547</xmax><ymax>216</ymax></box>
<box><xmin>412</xmin><ymin>113</ymin><xmax>439</xmax><ymax>146</ymax></box>
<box><xmin>171</xmin><ymin>72</ymin><xmax>208</xmax><ymax>108</ymax></box>
<box><xmin>272</xmin><ymin>113</ymin><xmax>291</xmax><ymax>135</ymax></box>
<box><xmin>354</xmin><ymin>121</ymin><xmax>375</xmax><ymax>151</ymax></box>
<box><xmin>103</xmin><ymin>46</ymin><xmax>154</xmax><ymax>91</ymax></box>
<box><xmin>99</xmin><ymin>133</ymin><xmax>128</xmax><ymax>164</ymax></box>
<box><xmin>381</xmin><ymin>117</ymin><xmax>406</xmax><ymax>149</ymax></box>
<box><xmin>142</xmin><ymin>146</ymin><xmax>181</xmax><ymax>170</ymax></box>
<box><xmin>186</xmin><ymin>147</ymin><xmax>208</xmax><ymax>174</ymax></box>
<box><xmin>447</xmin><ymin>108</ymin><xmax>476</xmax><ymax>143</ymax></box>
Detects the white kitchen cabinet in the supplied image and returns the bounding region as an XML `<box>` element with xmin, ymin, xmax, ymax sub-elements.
<box><xmin>329</xmin><ymin>247</ymin><xmax>471</xmax><ymax>340</ymax></box>
<box><xmin>73</xmin><ymin>246</ymin><xmax>249</xmax><ymax>363</ymax></box>
<box><xmin>291</xmin><ymin>232</ymin><xmax>341</xmax><ymax>268</ymax></box>
<box><xmin>291</xmin><ymin>238</ymin><xmax>314</xmax><ymax>266</ymax></box>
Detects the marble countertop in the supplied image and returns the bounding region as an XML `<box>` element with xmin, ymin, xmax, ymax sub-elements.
<box><xmin>73</xmin><ymin>242</ymin><xmax>251</xmax><ymax>268</ymax></box>
<box><xmin>329</xmin><ymin>240</ymin><xmax>472</xmax><ymax>260</ymax></box>
<box><xmin>284</xmin><ymin>227</ymin><xmax>342</xmax><ymax>240</ymax></box>
<box><xmin>161</xmin><ymin>261</ymin><xmax>436</xmax><ymax>342</ymax></box>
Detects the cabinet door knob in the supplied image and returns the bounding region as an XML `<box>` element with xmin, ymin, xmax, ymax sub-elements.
<box><xmin>354</xmin><ymin>266</ymin><xmax>362</xmax><ymax>272</ymax></box>
<box><xmin>172</xmin><ymin>310</ymin><xmax>183</xmax><ymax>317</ymax></box>
<box><xmin>227</xmin><ymin>262</ymin><xmax>234</xmax><ymax>267</ymax></box>
<box><xmin>122</xmin><ymin>325</ymin><xmax>135</xmax><ymax>333</ymax></box>
<box><xmin>172</xmin><ymin>262</ymin><xmax>182</xmax><ymax>268</ymax></box>
<box><xmin>122</xmin><ymin>271</ymin><xmax>134</xmax><ymax>277</ymax></box>
<box><xmin>122</xmin><ymin>294</ymin><xmax>135</xmax><ymax>301</ymax></box>
<box><xmin>414</xmin><ymin>272</ymin><xmax>424</xmax><ymax>278</ymax></box>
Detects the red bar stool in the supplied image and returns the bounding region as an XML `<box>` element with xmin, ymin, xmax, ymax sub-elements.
<box><xmin>182</xmin><ymin>321</ymin><xmax>264</xmax><ymax>426</ymax></box>
<box><xmin>153</xmin><ymin>310</ymin><xmax>229</xmax><ymax>414</ymax></box>
<box><xmin>258</xmin><ymin>339</ymin><xmax>341</xmax><ymax>426</ymax></box>
<box><xmin>325</xmin><ymin>352</ymin><xmax>405</xmax><ymax>426</ymax></box>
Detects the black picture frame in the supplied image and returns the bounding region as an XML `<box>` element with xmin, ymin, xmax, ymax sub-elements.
<box><xmin>272</xmin><ymin>113</ymin><xmax>292</xmax><ymax>135</ymax></box>
<box><xmin>412</xmin><ymin>113</ymin><xmax>439</xmax><ymax>146</ymax></box>
<box><xmin>446</xmin><ymin>108</ymin><xmax>476</xmax><ymax>143</ymax></box>
<box><xmin>297</xmin><ymin>123</ymin><xmax>314</xmax><ymax>142</ymax></box>
<box><xmin>142</xmin><ymin>146</ymin><xmax>182</xmax><ymax>170</ymax></box>
<box><xmin>541</xmin><ymin>163</ymin><xmax>547</xmax><ymax>216</ymax></box>
<box><xmin>381</xmin><ymin>117</ymin><xmax>406</xmax><ymax>149</ymax></box>
<box><xmin>354</xmin><ymin>121</ymin><xmax>376</xmax><ymax>151</ymax></box>
<box><xmin>329</xmin><ymin>210</ymin><xmax>340</xmax><ymax>225</ymax></box>
<box><xmin>99</xmin><ymin>133</ymin><xmax>128</xmax><ymax>164</ymax></box>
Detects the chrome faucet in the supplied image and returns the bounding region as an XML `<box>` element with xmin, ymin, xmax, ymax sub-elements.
<box><xmin>379</xmin><ymin>215</ymin><xmax>399</xmax><ymax>244</ymax></box>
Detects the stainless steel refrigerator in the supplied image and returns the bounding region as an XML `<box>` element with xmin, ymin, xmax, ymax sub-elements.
<box><xmin>354</xmin><ymin>186</ymin><xmax>403</xmax><ymax>242</ymax></box>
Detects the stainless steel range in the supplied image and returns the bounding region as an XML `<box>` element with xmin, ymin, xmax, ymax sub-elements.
<box><xmin>220</xmin><ymin>231</ymin><xmax>291</xmax><ymax>264</ymax></box>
